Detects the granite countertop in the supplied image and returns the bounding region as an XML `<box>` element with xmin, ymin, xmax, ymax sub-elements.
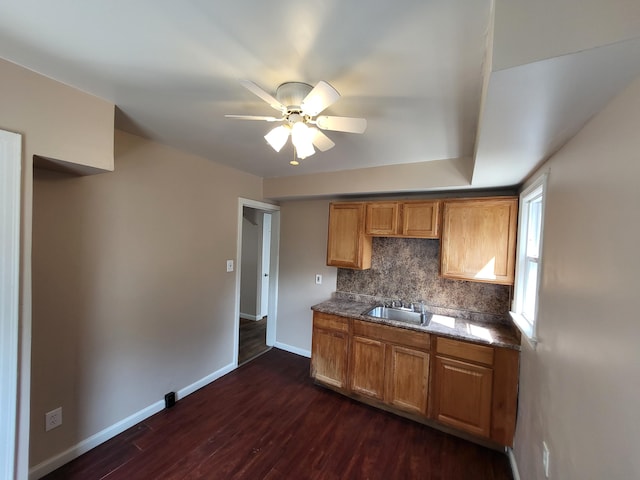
<box><xmin>311</xmin><ymin>294</ymin><xmax>521</xmax><ymax>350</ymax></box>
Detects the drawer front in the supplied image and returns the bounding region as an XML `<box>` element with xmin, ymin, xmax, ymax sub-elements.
<box><xmin>313</xmin><ymin>312</ymin><xmax>350</xmax><ymax>333</ymax></box>
<box><xmin>436</xmin><ymin>337</ymin><xmax>494</xmax><ymax>366</ymax></box>
<box><xmin>352</xmin><ymin>319</ymin><xmax>430</xmax><ymax>350</ymax></box>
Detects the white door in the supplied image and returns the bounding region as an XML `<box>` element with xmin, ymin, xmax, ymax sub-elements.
<box><xmin>0</xmin><ymin>129</ymin><xmax>22</xmax><ymax>480</ymax></box>
<box><xmin>258</xmin><ymin>213</ymin><xmax>271</xmax><ymax>318</ymax></box>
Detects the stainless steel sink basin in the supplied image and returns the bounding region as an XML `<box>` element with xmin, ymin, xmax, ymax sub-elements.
<box><xmin>364</xmin><ymin>306</ymin><xmax>431</xmax><ymax>326</ymax></box>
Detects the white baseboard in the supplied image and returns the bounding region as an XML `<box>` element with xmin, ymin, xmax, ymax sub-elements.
<box><xmin>507</xmin><ymin>447</ymin><xmax>521</xmax><ymax>480</ymax></box>
<box><xmin>176</xmin><ymin>362</ymin><xmax>235</xmax><ymax>400</ymax></box>
<box><xmin>29</xmin><ymin>361</ymin><xmax>235</xmax><ymax>480</ymax></box>
<box><xmin>240</xmin><ymin>313</ymin><xmax>261</xmax><ymax>321</ymax></box>
<box><xmin>274</xmin><ymin>342</ymin><xmax>311</xmax><ymax>358</ymax></box>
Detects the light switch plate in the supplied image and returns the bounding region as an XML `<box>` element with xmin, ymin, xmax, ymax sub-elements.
<box><xmin>315</xmin><ymin>274</ymin><xmax>322</xmax><ymax>285</ymax></box>
<box><xmin>226</xmin><ymin>260</ymin><xmax>234</xmax><ymax>272</ymax></box>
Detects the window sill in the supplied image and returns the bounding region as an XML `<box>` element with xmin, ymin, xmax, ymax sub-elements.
<box><xmin>509</xmin><ymin>311</ymin><xmax>538</xmax><ymax>349</ymax></box>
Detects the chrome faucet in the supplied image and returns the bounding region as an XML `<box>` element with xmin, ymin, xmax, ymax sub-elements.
<box><xmin>419</xmin><ymin>300</ymin><xmax>428</xmax><ymax>325</ymax></box>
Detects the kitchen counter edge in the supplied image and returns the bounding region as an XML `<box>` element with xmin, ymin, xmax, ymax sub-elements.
<box><xmin>311</xmin><ymin>298</ymin><xmax>521</xmax><ymax>351</ymax></box>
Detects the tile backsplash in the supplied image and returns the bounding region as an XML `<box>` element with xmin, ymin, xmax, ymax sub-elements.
<box><xmin>336</xmin><ymin>237</ymin><xmax>511</xmax><ymax>316</ymax></box>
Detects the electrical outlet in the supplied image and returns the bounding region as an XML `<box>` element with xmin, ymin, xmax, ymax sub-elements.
<box><xmin>45</xmin><ymin>407</ymin><xmax>62</xmax><ymax>432</ymax></box>
<box><xmin>226</xmin><ymin>259</ymin><xmax>234</xmax><ymax>272</ymax></box>
<box><xmin>315</xmin><ymin>274</ymin><xmax>322</xmax><ymax>285</ymax></box>
<box><xmin>542</xmin><ymin>441</ymin><xmax>550</xmax><ymax>478</ymax></box>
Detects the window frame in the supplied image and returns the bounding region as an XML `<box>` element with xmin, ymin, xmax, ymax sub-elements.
<box><xmin>510</xmin><ymin>172</ymin><xmax>548</xmax><ymax>346</ymax></box>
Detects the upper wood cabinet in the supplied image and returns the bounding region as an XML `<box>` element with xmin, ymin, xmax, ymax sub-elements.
<box><xmin>402</xmin><ymin>201</ymin><xmax>440</xmax><ymax>238</ymax></box>
<box><xmin>366</xmin><ymin>202</ymin><xmax>400</xmax><ymax>235</ymax></box>
<box><xmin>440</xmin><ymin>197</ymin><xmax>518</xmax><ymax>285</ymax></box>
<box><xmin>327</xmin><ymin>202</ymin><xmax>372</xmax><ymax>270</ymax></box>
<box><xmin>365</xmin><ymin>200</ymin><xmax>440</xmax><ymax>238</ymax></box>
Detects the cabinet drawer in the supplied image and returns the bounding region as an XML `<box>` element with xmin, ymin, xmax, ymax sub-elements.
<box><xmin>353</xmin><ymin>320</ymin><xmax>430</xmax><ymax>350</ymax></box>
<box><xmin>436</xmin><ymin>337</ymin><xmax>494</xmax><ymax>366</ymax></box>
<box><xmin>313</xmin><ymin>312</ymin><xmax>349</xmax><ymax>333</ymax></box>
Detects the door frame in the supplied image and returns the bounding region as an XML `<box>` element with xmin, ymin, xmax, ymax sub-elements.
<box><xmin>0</xmin><ymin>129</ymin><xmax>22</xmax><ymax>479</ymax></box>
<box><xmin>257</xmin><ymin>212</ymin><xmax>271</xmax><ymax>318</ymax></box>
<box><xmin>234</xmin><ymin>198</ymin><xmax>280</xmax><ymax>366</ymax></box>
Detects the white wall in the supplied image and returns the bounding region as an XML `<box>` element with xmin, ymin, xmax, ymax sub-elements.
<box><xmin>30</xmin><ymin>130</ymin><xmax>263</xmax><ymax>469</ymax></box>
<box><xmin>275</xmin><ymin>199</ymin><xmax>338</xmax><ymax>355</ymax></box>
<box><xmin>513</xmin><ymin>75</ymin><xmax>640</xmax><ymax>479</ymax></box>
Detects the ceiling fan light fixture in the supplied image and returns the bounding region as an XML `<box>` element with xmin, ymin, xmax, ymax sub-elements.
<box><xmin>229</xmin><ymin>80</ymin><xmax>366</xmax><ymax>164</ymax></box>
<box><xmin>291</xmin><ymin>122</ymin><xmax>315</xmax><ymax>159</ymax></box>
<box><xmin>264</xmin><ymin>125</ymin><xmax>290</xmax><ymax>152</ymax></box>
<box><xmin>295</xmin><ymin>142</ymin><xmax>315</xmax><ymax>159</ymax></box>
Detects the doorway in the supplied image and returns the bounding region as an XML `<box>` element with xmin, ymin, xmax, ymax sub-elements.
<box><xmin>0</xmin><ymin>129</ymin><xmax>22</xmax><ymax>479</ymax></box>
<box><xmin>235</xmin><ymin>199</ymin><xmax>280</xmax><ymax>366</ymax></box>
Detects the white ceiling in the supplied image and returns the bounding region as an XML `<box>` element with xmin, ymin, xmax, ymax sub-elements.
<box><xmin>1</xmin><ymin>0</ymin><xmax>639</xmax><ymax>189</ymax></box>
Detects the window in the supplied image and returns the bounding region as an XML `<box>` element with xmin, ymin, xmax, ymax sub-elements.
<box><xmin>511</xmin><ymin>173</ymin><xmax>547</xmax><ymax>344</ymax></box>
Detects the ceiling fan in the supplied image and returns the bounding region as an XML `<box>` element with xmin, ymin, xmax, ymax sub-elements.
<box><xmin>226</xmin><ymin>80</ymin><xmax>367</xmax><ymax>164</ymax></box>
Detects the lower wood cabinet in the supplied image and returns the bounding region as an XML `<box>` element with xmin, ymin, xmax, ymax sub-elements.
<box><xmin>431</xmin><ymin>356</ymin><xmax>493</xmax><ymax>438</ymax></box>
<box><xmin>387</xmin><ymin>345</ymin><xmax>430</xmax><ymax>415</ymax></box>
<box><xmin>350</xmin><ymin>335</ymin><xmax>386</xmax><ymax>400</ymax></box>
<box><xmin>350</xmin><ymin>320</ymin><xmax>430</xmax><ymax>417</ymax></box>
<box><xmin>310</xmin><ymin>311</ymin><xmax>519</xmax><ymax>447</ymax></box>
<box><xmin>310</xmin><ymin>313</ymin><xmax>349</xmax><ymax>389</ymax></box>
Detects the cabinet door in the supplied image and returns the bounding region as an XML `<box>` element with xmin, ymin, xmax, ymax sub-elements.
<box><xmin>350</xmin><ymin>336</ymin><xmax>386</xmax><ymax>400</ymax></box>
<box><xmin>387</xmin><ymin>345</ymin><xmax>429</xmax><ymax>416</ymax></box>
<box><xmin>440</xmin><ymin>197</ymin><xmax>517</xmax><ymax>285</ymax></box>
<box><xmin>366</xmin><ymin>202</ymin><xmax>400</xmax><ymax>235</ymax></box>
<box><xmin>311</xmin><ymin>328</ymin><xmax>349</xmax><ymax>389</ymax></box>
<box><xmin>327</xmin><ymin>202</ymin><xmax>372</xmax><ymax>269</ymax></box>
<box><xmin>402</xmin><ymin>201</ymin><xmax>440</xmax><ymax>238</ymax></box>
<box><xmin>432</xmin><ymin>356</ymin><xmax>493</xmax><ymax>438</ymax></box>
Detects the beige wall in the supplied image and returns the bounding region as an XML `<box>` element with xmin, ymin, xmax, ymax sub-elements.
<box><xmin>30</xmin><ymin>130</ymin><xmax>262</xmax><ymax>466</ymax></box>
<box><xmin>0</xmin><ymin>58</ymin><xmax>114</xmax><ymax>172</ymax></box>
<box><xmin>264</xmin><ymin>157</ymin><xmax>473</xmax><ymax>199</ymax></box>
<box><xmin>1</xmin><ymin>58</ymin><xmax>116</xmax><ymax>478</ymax></box>
<box><xmin>514</xmin><ymin>76</ymin><xmax>640</xmax><ymax>479</ymax></box>
<box><xmin>276</xmin><ymin>200</ymin><xmax>338</xmax><ymax>354</ymax></box>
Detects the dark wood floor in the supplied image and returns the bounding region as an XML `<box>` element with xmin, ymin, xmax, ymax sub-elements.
<box><xmin>42</xmin><ymin>349</ymin><xmax>513</xmax><ymax>480</ymax></box>
<box><xmin>238</xmin><ymin>317</ymin><xmax>268</xmax><ymax>365</ymax></box>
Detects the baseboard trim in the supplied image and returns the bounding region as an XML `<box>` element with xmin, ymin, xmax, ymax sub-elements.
<box><xmin>507</xmin><ymin>447</ymin><xmax>521</xmax><ymax>480</ymax></box>
<box><xmin>176</xmin><ymin>362</ymin><xmax>235</xmax><ymax>400</ymax></box>
<box><xmin>29</xmin><ymin>361</ymin><xmax>236</xmax><ymax>480</ymax></box>
<box><xmin>274</xmin><ymin>342</ymin><xmax>311</xmax><ymax>358</ymax></box>
<box><xmin>240</xmin><ymin>313</ymin><xmax>261</xmax><ymax>321</ymax></box>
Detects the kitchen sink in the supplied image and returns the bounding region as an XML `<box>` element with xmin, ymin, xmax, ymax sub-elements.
<box><xmin>364</xmin><ymin>306</ymin><xmax>431</xmax><ymax>326</ymax></box>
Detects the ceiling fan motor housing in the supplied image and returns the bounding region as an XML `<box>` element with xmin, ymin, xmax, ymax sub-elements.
<box><xmin>276</xmin><ymin>82</ymin><xmax>313</xmax><ymax>111</ymax></box>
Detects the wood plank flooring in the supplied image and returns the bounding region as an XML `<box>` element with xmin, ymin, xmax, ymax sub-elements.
<box><xmin>42</xmin><ymin>349</ymin><xmax>513</xmax><ymax>480</ymax></box>
<box><xmin>238</xmin><ymin>317</ymin><xmax>268</xmax><ymax>365</ymax></box>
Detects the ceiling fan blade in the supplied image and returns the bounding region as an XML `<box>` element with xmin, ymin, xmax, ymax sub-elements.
<box><xmin>315</xmin><ymin>115</ymin><xmax>367</xmax><ymax>134</ymax></box>
<box><xmin>225</xmin><ymin>115</ymin><xmax>282</xmax><ymax>122</ymax></box>
<box><xmin>240</xmin><ymin>80</ymin><xmax>285</xmax><ymax>112</ymax></box>
<box><xmin>301</xmin><ymin>81</ymin><xmax>340</xmax><ymax>116</ymax></box>
<box><xmin>311</xmin><ymin>128</ymin><xmax>335</xmax><ymax>152</ymax></box>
